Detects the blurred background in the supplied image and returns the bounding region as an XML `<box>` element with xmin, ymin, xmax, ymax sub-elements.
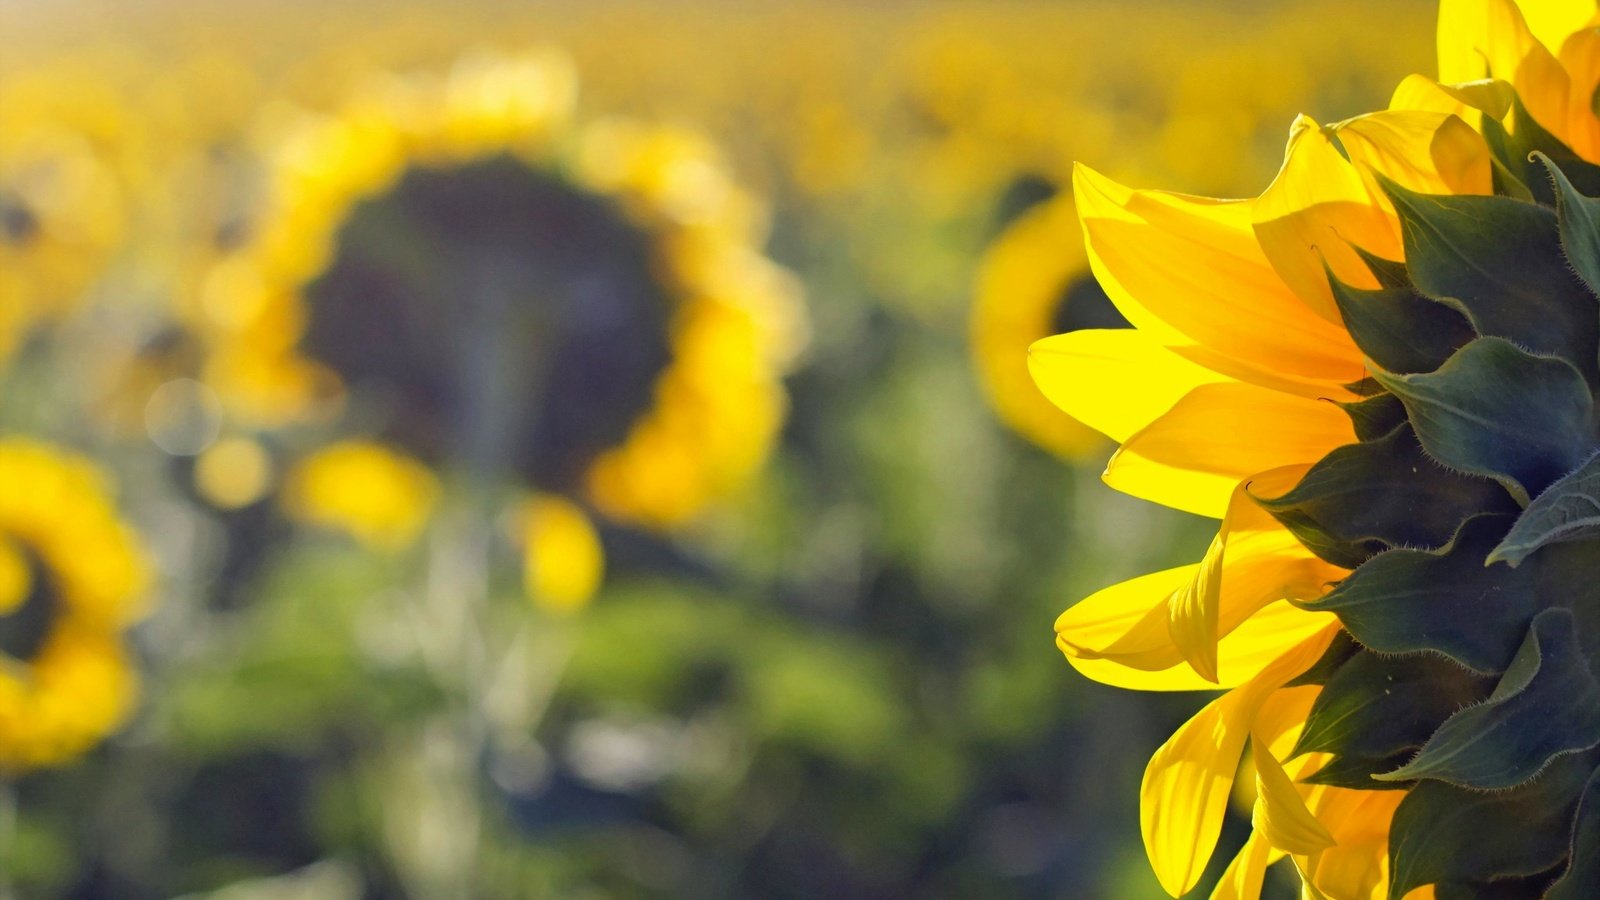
<box><xmin>0</xmin><ymin>1</ymin><xmax>1432</xmax><ymax>897</ymax></box>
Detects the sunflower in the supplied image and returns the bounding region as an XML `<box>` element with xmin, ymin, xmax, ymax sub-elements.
<box><xmin>0</xmin><ymin>440</ymin><xmax>151</xmax><ymax>770</ymax></box>
<box><xmin>1030</xmin><ymin>1</ymin><xmax>1600</xmax><ymax>897</ymax></box>
<box><xmin>0</xmin><ymin>59</ymin><xmax>136</xmax><ymax>362</ymax></box>
<box><xmin>188</xmin><ymin>50</ymin><xmax>802</xmax><ymax>546</ymax></box>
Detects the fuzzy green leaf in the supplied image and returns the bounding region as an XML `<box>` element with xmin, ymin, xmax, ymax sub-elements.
<box><xmin>1537</xmin><ymin>153</ymin><xmax>1600</xmax><ymax>301</ymax></box>
<box><xmin>1374</xmin><ymin>337</ymin><xmax>1596</xmax><ymax>505</ymax></box>
<box><xmin>1544</xmin><ymin>766</ymin><xmax>1600</xmax><ymax>900</ymax></box>
<box><xmin>1285</xmin><ymin>629</ymin><xmax>1359</xmax><ymax>687</ymax></box>
<box><xmin>1302</xmin><ymin>751</ymin><xmax>1414</xmax><ymax>791</ymax></box>
<box><xmin>1302</xmin><ymin>515</ymin><xmax>1538</xmax><ymax>673</ymax></box>
<box><xmin>1256</xmin><ymin>423</ymin><xmax>1515</xmax><ymax>569</ymax></box>
<box><xmin>1336</xmin><ymin>393</ymin><xmax>1409</xmax><ymax>442</ymax></box>
<box><xmin>1375</xmin><ymin>609</ymin><xmax>1600</xmax><ymax>789</ymax></box>
<box><xmin>1293</xmin><ymin>649</ymin><xmax>1492</xmax><ymax>761</ymax></box>
<box><xmin>1328</xmin><ymin>271</ymin><xmax>1475</xmax><ymax>375</ymax></box>
<box><xmin>1387</xmin><ymin>749</ymin><xmax>1597</xmax><ymax>900</ymax></box>
<box><xmin>1488</xmin><ymin>451</ymin><xmax>1600</xmax><ymax>567</ymax></box>
<box><xmin>1352</xmin><ymin>246</ymin><xmax>1411</xmax><ymax>290</ymax></box>
<box><xmin>1380</xmin><ymin>180</ymin><xmax>1600</xmax><ymax>380</ymax></box>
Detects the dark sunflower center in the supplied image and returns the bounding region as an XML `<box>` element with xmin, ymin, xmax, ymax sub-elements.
<box><xmin>0</xmin><ymin>191</ymin><xmax>39</xmax><ymax>245</ymax></box>
<box><xmin>0</xmin><ymin>544</ymin><xmax>61</xmax><ymax>664</ymax></box>
<box><xmin>1048</xmin><ymin>274</ymin><xmax>1127</xmax><ymax>336</ymax></box>
<box><xmin>301</xmin><ymin>155</ymin><xmax>674</xmax><ymax>491</ymax></box>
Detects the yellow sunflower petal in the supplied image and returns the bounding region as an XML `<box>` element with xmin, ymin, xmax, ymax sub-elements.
<box><xmin>1250</xmin><ymin>738</ymin><xmax>1336</xmax><ymax>856</ymax></box>
<box><xmin>1300</xmin><ymin>789</ymin><xmax>1403</xmax><ymax>900</ymax></box>
<box><xmin>1254</xmin><ymin>116</ymin><xmax>1393</xmax><ymax>319</ymax></box>
<box><xmin>1335</xmin><ymin>110</ymin><xmax>1492</xmax><ymax>199</ymax></box>
<box><xmin>1210</xmin><ymin>832</ymin><xmax>1275</xmax><ymax>900</ymax></box>
<box><xmin>1140</xmin><ymin>628</ymin><xmax>1337</xmax><ymax>897</ymax></box>
<box><xmin>1438</xmin><ymin>0</ymin><xmax>1574</xmax><ymax>143</ymax></box>
<box><xmin>1388</xmin><ymin>73</ymin><xmax>1516</xmax><ymax>122</ymax></box>
<box><xmin>1514</xmin><ymin>0</ymin><xmax>1600</xmax><ymax>60</ymax></box>
<box><xmin>1027</xmin><ymin>329</ymin><xmax>1227</xmax><ymax>443</ymax></box>
<box><xmin>1058</xmin><ymin>564</ymin><xmax>1337</xmax><ymax>693</ymax></box>
<box><xmin>1105</xmin><ymin>384</ymin><xmax>1354</xmax><ymax>518</ymax></box>
<box><xmin>1073</xmin><ymin>164</ymin><xmax>1363</xmax><ymax>390</ymax></box>
<box><xmin>1558</xmin><ymin>27</ymin><xmax>1600</xmax><ymax>160</ymax></box>
<box><xmin>1166</xmin><ymin>471</ymin><xmax>1332</xmax><ymax>683</ymax></box>
<box><xmin>1253</xmin><ymin>112</ymin><xmax>1490</xmax><ymax>323</ymax></box>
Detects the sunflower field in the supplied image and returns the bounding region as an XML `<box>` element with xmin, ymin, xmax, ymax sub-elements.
<box><xmin>12</xmin><ymin>0</ymin><xmax>1598</xmax><ymax>898</ymax></box>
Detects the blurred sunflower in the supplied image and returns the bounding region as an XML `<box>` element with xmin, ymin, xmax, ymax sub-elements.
<box><xmin>1031</xmin><ymin>1</ymin><xmax>1600</xmax><ymax>897</ymax></box>
<box><xmin>182</xmin><ymin>50</ymin><xmax>803</xmax><ymax>565</ymax></box>
<box><xmin>0</xmin><ymin>60</ymin><xmax>138</xmax><ymax>361</ymax></box>
<box><xmin>0</xmin><ymin>440</ymin><xmax>151</xmax><ymax>771</ymax></box>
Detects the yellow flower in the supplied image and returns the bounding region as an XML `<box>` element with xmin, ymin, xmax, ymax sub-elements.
<box><xmin>1032</xmin><ymin>1</ymin><xmax>1600</xmax><ymax>897</ymax></box>
<box><xmin>188</xmin><ymin>49</ymin><xmax>803</xmax><ymax>533</ymax></box>
<box><xmin>0</xmin><ymin>60</ymin><xmax>135</xmax><ymax>361</ymax></box>
<box><xmin>0</xmin><ymin>439</ymin><xmax>150</xmax><ymax>770</ymax></box>
<box><xmin>282</xmin><ymin>441</ymin><xmax>439</xmax><ymax>552</ymax></box>
<box><xmin>515</xmin><ymin>494</ymin><xmax>604</xmax><ymax>616</ymax></box>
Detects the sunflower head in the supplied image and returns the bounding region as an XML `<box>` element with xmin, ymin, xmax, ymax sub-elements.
<box><xmin>1031</xmin><ymin>1</ymin><xmax>1600</xmax><ymax>896</ymax></box>
<box><xmin>186</xmin><ymin>49</ymin><xmax>802</xmax><ymax>538</ymax></box>
<box><xmin>0</xmin><ymin>440</ymin><xmax>150</xmax><ymax>770</ymax></box>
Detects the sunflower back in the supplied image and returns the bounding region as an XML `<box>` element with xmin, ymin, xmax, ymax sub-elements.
<box><xmin>1270</xmin><ymin>121</ymin><xmax>1600</xmax><ymax>896</ymax></box>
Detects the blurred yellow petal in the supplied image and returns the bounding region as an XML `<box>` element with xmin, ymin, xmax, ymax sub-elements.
<box><xmin>1105</xmin><ymin>384</ymin><xmax>1354</xmax><ymax>518</ymax></box>
<box><xmin>0</xmin><ymin>536</ymin><xmax>30</xmax><ymax>616</ymax></box>
<box><xmin>282</xmin><ymin>441</ymin><xmax>438</xmax><ymax>551</ymax></box>
<box><xmin>1073</xmin><ymin>164</ymin><xmax>1363</xmax><ymax>390</ymax></box>
<box><xmin>1027</xmin><ymin>329</ymin><xmax>1226</xmax><ymax>443</ymax></box>
<box><xmin>1140</xmin><ymin>628</ymin><xmax>1337</xmax><ymax>897</ymax></box>
<box><xmin>520</xmin><ymin>494</ymin><xmax>605</xmax><ymax>615</ymax></box>
<box><xmin>193</xmin><ymin>437</ymin><xmax>274</xmax><ymax>510</ymax></box>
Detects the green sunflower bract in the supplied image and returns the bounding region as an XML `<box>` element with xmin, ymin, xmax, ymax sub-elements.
<box><xmin>1030</xmin><ymin>1</ymin><xmax>1600</xmax><ymax>897</ymax></box>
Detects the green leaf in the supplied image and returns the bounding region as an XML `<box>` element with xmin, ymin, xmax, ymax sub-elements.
<box><xmin>1545</xmin><ymin>766</ymin><xmax>1600</xmax><ymax>900</ymax></box>
<box><xmin>1302</xmin><ymin>750</ymin><xmax>1414</xmax><ymax>791</ymax></box>
<box><xmin>1432</xmin><ymin>872</ymin><xmax>1564</xmax><ymax>900</ymax></box>
<box><xmin>1374</xmin><ymin>609</ymin><xmax>1600</xmax><ymax>789</ymax></box>
<box><xmin>1536</xmin><ymin>153</ymin><xmax>1600</xmax><ymax>300</ymax></box>
<box><xmin>1302</xmin><ymin>515</ymin><xmax>1539</xmax><ymax>673</ymax></box>
<box><xmin>1387</xmin><ymin>748</ymin><xmax>1597</xmax><ymax>900</ymax></box>
<box><xmin>1255</xmin><ymin>424</ymin><xmax>1515</xmax><ymax>569</ymax></box>
<box><xmin>1328</xmin><ymin>270</ymin><xmax>1475</xmax><ymax>375</ymax></box>
<box><xmin>1285</xmin><ymin>629</ymin><xmax>1359</xmax><ymax>687</ymax></box>
<box><xmin>1293</xmin><ymin>649</ymin><xmax>1492</xmax><ymax>761</ymax></box>
<box><xmin>1342</xmin><ymin>376</ymin><xmax>1387</xmax><ymax>397</ymax></box>
<box><xmin>1336</xmin><ymin>393</ymin><xmax>1409</xmax><ymax>442</ymax></box>
<box><xmin>1380</xmin><ymin>179</ymin><xmax>1600</xmax><ymax>380</ymax></box>
<box><xmin>1488</xmin><ymin>451</ymin><xmax>1600</xmax><ymax>567</ymax></box>
<box><xmin>1373</xmin><ymin>337</ymin><xmax>1596</xmax><ymax>505</ymax></box>
<box><xmin>1352</xmin><ymin>245</ymin><xmax>1411</xmax><ymax>290</ymax></box>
